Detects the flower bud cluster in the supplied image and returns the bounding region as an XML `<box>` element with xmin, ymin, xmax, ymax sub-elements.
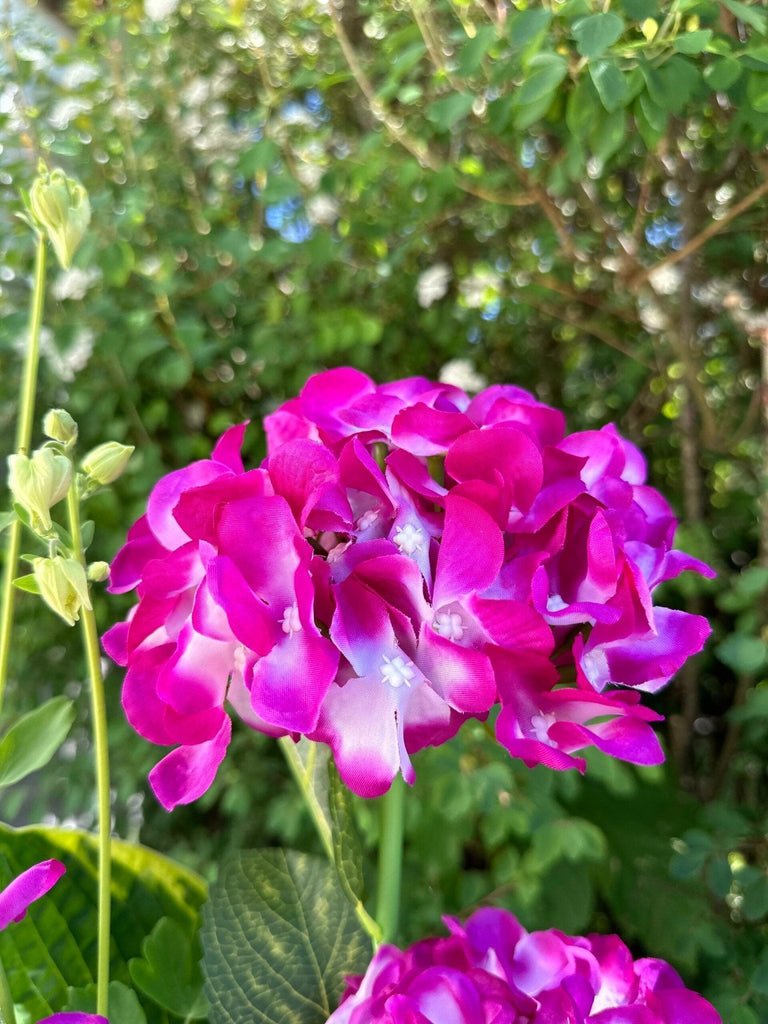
<box><xmin>104</xmin><ymin>369</ymin><xmax>713</xmax><ymax>811</ymax></box>
<box><xmin>327</xmin><ymin>907</ymin><xmax>721</xmax><ymax>1023</ymax></box>
<box><xmin>28</xmin><ymin>167</ymin><xmax>91</xmax><ymax>270</ymax></box>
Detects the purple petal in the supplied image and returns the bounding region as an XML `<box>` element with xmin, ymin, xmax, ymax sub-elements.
<box><xmin>468</xmin><ymin>384</ymin><xmax>565</xmax><ymax>444</ymax></box>
<box><xmin>417</xmin><ymin>625</ymin><xmax>497</xmax><ymax>714</ymax></box>
<box><xmin>391</xmin><ymin>404</ymin><xmax>474</xmax><ymax>456</ymax></box>
<box><xmin>38</xmin><ymin>1016</ymin><xmax>109</xmax><ymax>1024</ymax></box>
<box><xmin>148</xmin><ymin>716</ymin><xmax>232</xmax><ymax>810</ymax></box>
<box><xmin>267</xmin><ymin>438</ymin><xmax>351</xmax><ymax>531</ymax></box>
<box><xmin>0</xmin><ymin>860</ymin><xmax>65</xmax><ymax>929</ymax></box>
<box><xmin>156</xmin><ymin>623</ymin><xmax>234</xmax><ymax>715</ymax></box>
<box><xmin>264</xmin><ymin>396</ymin><xmax>319</xmax><ymax>453</ymax></box>
<box><xmin>172</xmin><ymin>469</ymin><xmax>271</xmax><ymax>544</ymax></box>
<box><xmin>300</xmin><ymin>367</ymin><xmax>376</xmax><ymax>441</ymax></box>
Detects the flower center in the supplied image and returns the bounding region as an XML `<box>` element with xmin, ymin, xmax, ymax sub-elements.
<box><xmin>432</xmin><ymin>610</ymin><xmax>465</xmax><ymax>642</ymax></box>
<box><xmin>356</xmin><ymin>508</ymin><xmax>380</xmax><ymax>531</ymax></box>
<box><xmin>530</xmin><ymin>710</ymin><xmax>557</xmax><ymax>743</ymax></box>
<box><xmin>393</xmin><ymin>522</ymin><xmax>425</xmax><ymax>556</ymax></box>
<box><xmin>380</xmin><ymin>654</ymin><xmax>416</xmax><ymax>689</ymax></box>
<box><xmin>279</xmin><ymin>604</ymin><xmax>302</xmax><ymax>634</ymax></box>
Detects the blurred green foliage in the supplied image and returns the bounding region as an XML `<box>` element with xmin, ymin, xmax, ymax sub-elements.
<box><xmin>1</xmin><ymin>0</ymin><xmax>767</xmax><ymax>1019</ymax></box>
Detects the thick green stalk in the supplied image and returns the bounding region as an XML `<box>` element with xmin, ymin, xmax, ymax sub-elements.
<box><xmin>0</xmin><ymin>959</ymin><xmax>16</xmax><ymax>1024</ymax></box>
<box><xmin>375</xmin><ymin>775</ymin><xmax>405</xmax><ymax>944</ymax></box>
<box><xmin>0</xmin><ymin>235</ymin><xmax>47</xmax><ymax>714</ymax></box>
<box><xmin>65</xmin><ymin>486</ymin><xmax>111</xmax><ymax>1018</ymax></box>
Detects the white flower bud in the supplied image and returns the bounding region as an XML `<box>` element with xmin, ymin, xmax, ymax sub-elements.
<box><xmin>7</xmin><ymin>449</ymin><xmax>72</xmax><ymax>534</ymax></box>
<box><xmin>87</xmin><ymin>561</ymin><xmax>110</xmax><ymax>583</ymax></box>
<box><xmin>32</xmin><ymin>556</ymin><xmax>92</xmax><ymax>626</ymax></box>
<box><xmin>29</xmin><ymin>168</ymin><xmax>91</xmax><ymax>270</ymax></box>
<box><xmin>43</xmin><ymin>408</ymin><xmax>78</xmax><ymax>446</ymax></box>
<box><xmin>81</xmin><ymin>442</ymin><xmax>134</xmax><ymax>486</ymax></box>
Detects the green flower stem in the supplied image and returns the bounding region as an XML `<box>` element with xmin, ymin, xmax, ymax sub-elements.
<box><xmin>0</xmin><ymin>958</ymin><xmax>16</xmax><ymax>1024</ymax></box>
<box><xmin>278</xmin><ymin>738</ymin><xmax>382</xmax><ymax>949</ymax></box>
<box><xmin>65</xmin><ymin>486</ymin><xmax>111</xmax><ymax>1018</ymax></box>
<box><xmin>0</xmin><ymin>234</ymin><xmax>47</xmax><ymax>715</ymax></box>
<box><xmin>375</xmin><ymin>774</ymin><xmax>405</xmax><ymax>944</ymax></box>
<box><xmin>278</xmin><ymin>737</ymin><xmax>334</xmax><ymax>861</ymax></box>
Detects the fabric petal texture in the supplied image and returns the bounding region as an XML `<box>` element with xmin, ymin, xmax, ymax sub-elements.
<box><xmin>0</xmin><ymin>859</ymin><xmax>66</xmax><ymax>930</ymax></box>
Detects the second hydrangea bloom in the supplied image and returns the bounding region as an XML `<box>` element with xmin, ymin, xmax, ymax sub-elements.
<box><xmin>104</xmin><ymin>369</ymin><xmax>713</xmax><ymax>808</ymax></box>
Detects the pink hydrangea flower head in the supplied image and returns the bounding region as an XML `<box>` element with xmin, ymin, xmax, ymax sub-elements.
<box><xmin>327</xmin><ymin>908</ymin><xmax>722</xmax><ymax>1024</ymax></box>
<box><xmin>106</xmin><ymin>369</ymin><xmax>712</xmax><ymax>804</ymax></box>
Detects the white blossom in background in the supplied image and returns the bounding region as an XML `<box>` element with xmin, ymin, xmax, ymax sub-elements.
<box><xmin>306</xmin><ymin>195</ymin><xmax>339</xmax><ymax>226</ymax></box>
<box><xmin>639</xmin><ymin>300</ymin><xmax>669</xmax><ymax>332</ymax></box>
<box><xmin>52</xmin><ymin>268</ymin><xmax>102</xmax><ymax>302</ymax></box>
<box><xmin>460</xmin><ymin>267</ymin><xmax>501</xmax><ymax>309</ymax></box>
<box><xmin>59</xmin><ymin>61</ymin><xmax>99</xmax><ymax>89</ymax></box>
<box><xmin>33</xmin><ymin>327</ymin><xmax>95</xmax><ymax>382</ymax></box>
<box><xmin>439</xmin><ymin>358</ymin><xmax>487</xmax><ymax>393</ymax></box>
<box><xmin>144</xmin><ymin>0</ymin><xmax>180</xmax><ymax>21</ymax></box>
<box><xmin>648</xmin><ymin>264</ymin><xmax>682</xmax><ymax>296</ymax></box>
<box><xmin>49</xmin><ymin>97</ymin><xmax>93</xmax><ymax>130</ymax></box>
<box><xmin>416</xmin><ymin>264</ymin><xmax>451</xmax><ymax>308</ymax></box>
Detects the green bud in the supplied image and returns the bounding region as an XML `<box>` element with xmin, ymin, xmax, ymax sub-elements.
<box><xmin>43</xmin><ymin>408</ymin><xmax>79</xmax><ymax>446</ymax></box>
<box><xmin>81</xmin><ymin>441</ymin><xmax>135</xmax><ymax>486</ymax></box>
<box><xmin>28</xmin><ymin>167</ymin><xmax>91</xmax><ymax>270</ymax></box>
<box><xmin>32</xmin><ymin>555</ymin><xmax>92</xmax><ymax>626</ymax></box>
<box><xmin>87</xmin><ymin>561</ymin><xmax>110</xmax><ymax>583</ymax></box>
<box><xmin>8</xmin><ymin>448</ymin><xmax>72</xmax><ymax>534</ymax></box>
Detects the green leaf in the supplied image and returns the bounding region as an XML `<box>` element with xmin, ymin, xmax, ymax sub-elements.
<box><xmin>0</xmin><ymin>510</ymin><xmax>17</xmax><ymax>535</ymax></box>
<box><xmin>426</xmin><ymin>92</ymin><xmax>475</xmax><ymax>130</ymax></box>
<box><xmin>456</xmin><ymin>25</ymin><xmax>497</xmax><ymax>77</ymax></box>
<box><xmin>573</xmin><ymin>13</ymin><xmax>625</xmax><ymax>58</ymax></box>
<box><xmin>0</xmin><ymin>696</ymin><xmax>75</xmax><ymax>788</ymax></box>
<box><xmin>130</xmin><ymin>917</ymin><xmax>208</xmax><ymax>1019</ymax></box>
<box><xmin>239</xmin><ymin>140</ymin><xmax>280</xmax><ymax>176</ymax></box>
<box><xmin>513</xmin><ymin>52</ymin><xmax>568</xmax><ymax>107</ymax></box>
<box><xmin>619</xmin><ymin>0</ymin><xmax>658</xmax><ymax>18</ymax></box>
<box><xmin>80</xmin><ymin>520</ymin><xmax>95</xmax><ymax>550</ymax></box>
<box><xmin>65</xmin><ymin>980</ymin><xmax>147</xmax><ymax>1024</ymax></box>
<box><xmin>721</xmin><ymin>0</ymin><xmax>767</xmax><ymax>35</ymax></box>
<box><xmin>0</xmin><ymin>824</ymin><xmax>206</xmax><ymax>1023</ymax></box>
<box><xmin>12</xmin><ymin>574</ymin><xmax>40</xmax><ymax>594</ymax></box>
<box><xmin>751</xmin><ymin>949</ymin><xmax>768</xmax><ymax>995</ymax></box>
<box><xmin>589</xmin><ymin>58</ymin><xmax>631</xmax><ymax>111</ymax></box>
<box><xmin>642</xmin><ymin>56</ymin><xmax>701</xmax><ymax>114</ymax></box>
<box><xmin>742</xmin><ymin>874</ymin><xmax>768</xmax><ymax>921</ymax></box>
<box><xmin>202</xmin><ymin>849</ymin><xmax>371</xmax><ymax>1024</ymax></box>
<box><xmin>589</xmin><ymin>106</ymin><xmax>626</xmax><ymax>163</ymax></box>
<box><xmin>508</xmin><ymin>8</ymin><xmax>552</xmax><ymax>55</ymax></box>
<box><xmin>704</xmin><ymin>56</ymin><xmax>743</xmax><ymax>91</ymax></box>
<box><xmin>715</xmin><ymin>633</ymin><xmax>768</xmax><ymax>675</ymax></box>
<box><xmin>747</xmin><ymin>72</ymin><xmax>768</xmax><ymax>113</ymax></box>
<box><xmin>673</xmin><ymin>29</ymin><xmax>713</xmax><ymax>54</ymax></box>
<box><xmin>567</xmin><ymin>76</ymin><xmax>602</xmax><ymax>138</ymax></box>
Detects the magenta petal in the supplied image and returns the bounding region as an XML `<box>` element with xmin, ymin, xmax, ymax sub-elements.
<box><xmin>312</xmin><ymin>676</ymin><xmax>409</xmax><ymax>797</ymax></box>
<box><xmin>268</xmin><ymin>438</ymin><xmax>350</xmax><ymax>530</ymax></box>
<box><xmin>108</xmin><ymin>515</ymin><xmax>167</xmax><ymax>594</ymax></box>
<box><xmin>102</xmin><ymin>620</ymin><xmax>130</xmax><ymax>666</ymax></box>
<box><xmin>211</xmin><ymin>420</ymin><xmax>249</xmax><ymax>472</ymax></box>
<box><xmin>147</xmin><ymin>461</ymin><xmax>229</xmax><ymax>550</ymax></box>
<box><xmin>434</xmin><ymin>495</ymin><xmax>504</xmax><ymax>608</ymax></box>
<box><xmin>157</xmin><ymin>624</ymin><xmax>233</xmax><ymax>714</ymax></box>
<box><xmin>248</xmin><ymin>628</ymin><xmax>338</xmax><ymax>733</ymax></box>
<box><xmin>172</xmin><ymin>469</ymin><xmax>271</xmax><ymax>545</ymax></box>
<box><xmin>206</xmin><ymin>555</ymin><xmax>277</xmax><ymax>655</ymax></box>
<box><xmin>391</xmin><ymin>403</ymin><xmax>474</xmax><ymax>456</ymax></box>
<box><xmin>417</xmin><ymin>626</ymin><xmax>496</xmax><ymax>714</ymax></box>
<box><xmin>300</xmin><ymin>367</ymin><xmax>376</xmax><ymax>439</ymax></box>
<box><xmin>39</xmin><ymin>1016</ymin><xmax>109</xmax><ymax>1024</ymax></box>
<box><xmin>0</xmin><ymin>859</ymin><xmax>66</xmax><ymax>929</ymax></box>
<box><xmin>149</xmin><ymin>716</ymin><xmax>231</xmax><ymax>810</ymax></box>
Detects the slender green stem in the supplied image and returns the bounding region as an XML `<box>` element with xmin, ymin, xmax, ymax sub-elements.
<box><xmin>0</xmin><ymin>235</ymin><xmax>46</xmax><ymax>715</ymax></box>
<box><xmin>65</xmin><ymin>486</ymin><xmax>111</xmax><ymax>1018</ymax></box>
<box><xmin>278</xmin><ymin>738</ymin><xmax>382</xmax><ymax>948</ymax></box>
<box><xmin>278</xmin><ymin>736</ymin><xmax>334</xmax><ymax>860</ymax></box>
<box><xmin>0</xmin><ymin>958</ymin><xmax>16</xmax><ymax>1024</ymax></box>
<box><xmin>375</xmin><ymin>775</ymin><xmax>405</xmax><ymax>944</ymax></box>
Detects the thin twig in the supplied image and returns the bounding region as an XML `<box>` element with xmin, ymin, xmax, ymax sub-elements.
<box><xmin>631</xmin><ymin>177</ymin><xmax>768</xmax><ymax>289</ymax></box>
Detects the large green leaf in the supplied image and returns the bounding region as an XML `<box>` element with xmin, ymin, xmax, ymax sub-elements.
<box><xmin>0</xmin><ymin>824</ymin><xmax>206</xmax><ymax>1023</ymax></box>
<box><xmin>573</xmin><ymin>13</ymin><xmax>625</xmax><ymax>59</ymax></box>
<box><xmin>0</xmin><ymin>697</ymin><xmax>75</xmax><ymax>788</ymax></box>
<box><xmin>201</xmin><ymin>849</ymin><xmax>371</xmax><ymax>1024</ymax></box>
